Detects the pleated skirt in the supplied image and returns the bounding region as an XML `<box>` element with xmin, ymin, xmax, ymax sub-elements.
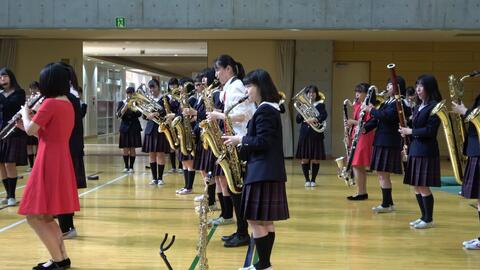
<box><xmin>461</xmin><ymin>157</ymin><xmax>480</xmax><ymax>199</ymax></box>
<box><xmin>295</xmin><ymin>137</ymin><xmax>326</xmax><ymax>160</ymax></box>
<box><xmin>403</xmin><ymin>156</ymin><xmax>441</xmax><ymax>187</ymax></box>
<box><xmin>241</xmin><ymin>181</ymin><xmax>289</xmax><ymax>221</ymax></box>
<box><xmin>119</xmin><ymin>129</ymin><xmax>142</xmax><ymax>148</ymax></box>
<box><xmin>0</xmin><ymin>135</ymin><xmax>28</xmax><ymax>166</ymax></box>
<box><xmin>142</xmin><ymin>132</ymin><xmax>171</xmax><ymax>153</ymax></box>
<box><xmin>370</xmin><ymin>146</ymin><xmax>403</xmax><ymax>174</ymax></box>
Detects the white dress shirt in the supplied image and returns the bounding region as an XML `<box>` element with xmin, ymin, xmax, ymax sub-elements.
<box><xmin>221</xmin><ymin>76</ymin><xmax>256</xmax><ymax>136</ymax></box>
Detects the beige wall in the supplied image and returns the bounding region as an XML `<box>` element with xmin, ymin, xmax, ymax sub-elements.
<box><xmin>14</xmin><ymin>39</ymin><xmax>83</xmax><ymax>91</ymax></box>
<box><xmin>207</xmin><ymin>40</ymin><xmax>280</xmax><ymax>88</ymax></box>
<box><xmin>334</xmin><ymin>41</ymin><xmax>480</xmax><ymax>157</ymax></box>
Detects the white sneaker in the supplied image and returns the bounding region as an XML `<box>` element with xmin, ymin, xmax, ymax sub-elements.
<box><xmin>62</xmin><ymin>228</ymin><xmax>77</xmax><ymax>239</ymax></box>
<box><xmin>122</xmin><ymin>168</ymin><xmax>129</xmax><ymax>173</ymax></box>
<box><xmin>176</xmin><ymin>168</ymin><xmax>183</xmax><ymax>173</ymax></box>
<box><xmin>207</xmin><ymin>217</ymin><xmax>221</xmax><ymax>225</ymax></box>
<box><xmin>178</xmin><ymin>189</ymin><xmax>192</xmax><ymax>195</ymax></box>
<box><xmin>464</xmin><ymin>239</ymin><xmax>480</xmax><ymax>250</ymax></box>
<box><xmin>157</xmin><ymin>179</ymin><xmax>165</xmax><ymax>186</ymax></box>
<box><xmin>409</xmin><ymin>218</ymin><xmax>423</xmax><ymax>226</ymax></box>
<box><xmin>128</xmin><ymin>168</ymin><xmax>134</xmax><ymax>173</ymax></box>
<box><xmin>239</xmin><ymin>266</ymin><xmax>273</xmax><ymax>270</ymax></box>
<box><xmin>213</xmin><ymin>217</ymin><xmax>234</xmax><ymax>226</ymax></box>
<box><xmin>7</xmin><ymin>198</ymin><xmax>16</xmax><ymax>206</ymax></box>
<box><xmin>194</xmin><ymin>195</ymin><xmax>205</xmax><ymax>202</ymax></box>
<box><xmin>0</xmin><ymin>198</ymin><xmax>7</xmax><ymax>205</ymax></box>
<box><xmin>372</xmin><ymin>205</ymin><xmax>396</xmax><ymax>213</ymax></box>
<box><xmin>208</xmin><ymin>203</ymin><xmax>220</xmax><ymax>212</ymax></box>
<box><xmin>176</xmin><ymin>188</ymin><xmax>186</xmax><ymax>194</ymax></box>
<box><xmin>304</xmin><ymin>181</ymin><xmax>311</xmax><ymax>187</ymax></box>
<box><xmin>168</xmin><ymin>168</ymin><xmax>176</xmax><ymax>173</ymax></box>
<box><xmin>413</xmin><ymin>220</ymin><xmax>434</xmax><ymax>229</ymax></box>
<box><xmin>149</xmin><ymin>179</ymin><xmax>158</xmax><ymax>185</ymax></box>
<box><xmin>310</xmin><ymin>182</ymin><xmax>317</xmax><ymax>187</ymax></box>
<box><xmin>463</xmin><ymin>238</ymin><xmax>479</xmax><ymax>246</ymax></box>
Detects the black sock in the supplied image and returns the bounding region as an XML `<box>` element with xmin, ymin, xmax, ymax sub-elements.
<box><xmin>8</xmin><ymin>177</ymin><xmax>17</xmax><ymax>199</ymax></box>
<box><xmin>28</xmin><ymin>154</ymin><xmax>35</xmax><ymax>168</ymax></box>
<box><xmin>266</xmin><ymin>232</ymin><xmax>275</xmax><ymax>268</ymax></box>
<box><xmin>2</xmin><ymin>178</ymin><xmax>9</xmax><ymax>198</ymax></box>
<box><xmin>183</xmin><ymin>169</ymin><xmax>189</xmax><ymax>188</ymax></box>
<box><xmin>123</xmin><ymin>155</ymin><xmax>129</xmax><ymax>169</ymax></box>
<box><xmin>169</xmin><ymin>152</ymin><xmax>176</xmax><ymax>170</ymax></box>
<box><xmin>150</xmin><ymin>162</ymin><xmax>158</xmax><ymax>180</ymax></box>
<box><xmin>58</xmin><ymin>213</ymin><xmax>74</xmax><ymax>233</ymax></box>
<box><xmin>254</xmin><ymin>234</ymin><xmax>272</xmax><ymax>269</ymax></box>
<box><xmin>157</xmin><ymin>164</ymin><xmax>165</xmax><ymax>181</ymax></box>
<box><xmin>129</xmin><ymin>156</ymin><xmax>136</xmax><ymax>169</ymax></box>
<box><xmin>478</xmin><ymin>211</ymin><xmax>480</xmax><ymax>240</ymax></box>
<box><xmin>381</xmin><ymin>188</ymin><xmax>393</xmax><ymax>207</ymax></box>
<box><xmin>223</xmin><ymin>195</ymin><xmax>233</xmax><ymax>219</ymax></box>
<box><xmin>311</xmin><ymin>163</ymin><xmax>320</xmax><ymax>182</ymax></box>
<box><xmin>207</xmin><ymin>184</ymin><xmax>216</xmax><ymax>206</ymax></box>
<box><xmin>415</xmin><ymin>193</ymin><xmax>425</xmax><ymax>221</ymax></box>
<box><xmin>232</xmin><ymin>193</ymin><xmax>248</xmax><ymax>236</ymax></box>
<box><xmin>301</xmin><ymin>163</ymin><xmax>310</xmax><ymax>182</ymax></box>
<box><xmin>217</xmin><ymin>193</ymin><xmax>225</xmax><ymax>218</ymax></box>
<box><xmin>422</xmin><ymin>194</ymin><xmax>434</xmax><ymax>223</ymax></box>
<box><xmin>187</xmin><ymin>171</ymin><xmax>195</xmax><ymax>190</ymax></box>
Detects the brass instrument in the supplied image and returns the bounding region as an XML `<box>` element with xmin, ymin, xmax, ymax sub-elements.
<box><xmin>196</xmin><ymin>172</ymin><xmax>212</xmax><ymax>270</ymax></box>
<box><xmin>199</xmin><ymin>80</ymin><xmax>222</xmax><ymax>151</ymax></box>
<box><xmin>336</xmin><ymin>86</ymin><xmax>376</xmax><ymax>186</ymax></box>
<box><xmin>335</xmin><ymin>99</ymin><xmax>354</xmax><ymax>183</ymax></box>
<box><xmin>292</xmin><ymin>87</ymin><xmax>326</xmax><ymax>133</ymax></box>
<box><xmin>0</xmin><ymin>94</ymin><xmax>44</xmax><ymax>140</ymax></box>
<box><xmin>172</xmin><ymin>82</ymin><xmax>196</xmax><ymax>156</ymax></box>
<box><xmin>160</xmin><ymin>95</ymin><xmax>179</xmax><ymax>149</ymax></box>
<box><xmin>465</xmin><ymin>107</ymin><xmax>480</xmax><ymax>143</ymax></box>
<box><xmin>221</xmin><ymin>95</ymin><xmax>249</xmax><ymax>194</ymax></box>
<box><xmin>129</xmin><ymin>89</ymin><xmax>166</xmax><ymax>128</ymax></box>
<box><xmin>117</xmin><ymin>96</ymin><xmax>135</xmax><ymax>118</ymax></box>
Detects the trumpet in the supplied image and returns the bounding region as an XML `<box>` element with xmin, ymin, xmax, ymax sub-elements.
<box><xmin>0</xmin><ymin>94</ymin><xmax>44</xmax><ymax>140</ymax></box>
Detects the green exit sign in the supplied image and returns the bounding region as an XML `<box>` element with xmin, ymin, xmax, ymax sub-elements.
<box><xmin>115</xmin><ymin>17</ymin><xmax>126</xmax><ymax>28</ymax></box>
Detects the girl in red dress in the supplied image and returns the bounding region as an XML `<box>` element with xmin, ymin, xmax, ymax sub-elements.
<box><xmin>18</xmin><ymin>63</ymin><xmax>80</xmax><ymax>270</ymax></box>
<box><xmin>346</xmin><ymin>83</ymin><xmax>376</xmax><ymax>200</ymax></box>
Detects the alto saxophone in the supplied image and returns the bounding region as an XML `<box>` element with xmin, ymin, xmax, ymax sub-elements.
<box><xmin>172</xmin><ymin>83</ymin><xmax>196</xmax><ymax>156</ymax></box>
<box><xmin>159</xmin><ymin>95</ymin><xmax>179</xmax><ymax>149</ymax></box>
<box><xmin>196</xmin><ymin>172</ymin><xmax>213</xmax><ymax>270</ymax></box>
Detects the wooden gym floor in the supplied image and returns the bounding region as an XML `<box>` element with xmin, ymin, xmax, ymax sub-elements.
<box><xmin>0</xmin><ymin>143</ymin><xmax>479</xmax><ymax>270</ymax></box>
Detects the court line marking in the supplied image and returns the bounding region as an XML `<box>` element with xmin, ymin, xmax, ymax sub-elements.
<box><xmin>0</xmin><ymin>174</ymin><xmax>128</xmax><ymax>233</ymax></box>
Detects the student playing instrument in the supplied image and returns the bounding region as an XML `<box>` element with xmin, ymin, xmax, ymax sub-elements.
<box><xmin>399</xmin><ymin>74</ymin><xmax>442</xmax><ymax>229</ymax></box>
<box><xmin>223</xmin><ymin>69</ymin><xmax>289</xmax><ymax>270</ymax></box>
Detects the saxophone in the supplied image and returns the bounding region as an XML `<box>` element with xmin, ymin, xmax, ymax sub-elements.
<box><xmin>196</xmin><ymin>172</ymin><xmax>212</xmax><ymax>270</ymax></box>
<box><xmin>159</xmin><ymin>95</ymin><xmax>179</xmax><ymax>150</ymax></box>
<box><xmin>172</xmin><ymin>82</ymin><xmax>196</xmax><ymax>156</ymax></box>
<box><xmin>221</xmin><ymin>96</ymin><xmax>249</xmax><ymax>194</ymax></box>
<box><xmin>465</xmin><ymin>107</ymin><xmax>480</xmax><ymax>143</ymax></box>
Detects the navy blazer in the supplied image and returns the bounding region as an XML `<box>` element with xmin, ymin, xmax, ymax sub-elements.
<box><xmin>241</xmin><ymin>103</ymin><xmax>287</xmax><ymax>185</ymax></box>
<box><xmin>117</xmin><ymin>101</ymin><xmax>142</xmax><ymax>134</ymax></box>
<box><xmin>193</xmin><ymin>98</ymin><xmax>206</xmax><ymax>142</ymax></box>
<box><xmin>144</xmin><ymin>98</ymin><xmax>166</xmax><ymax>135</ymax></box>
<box><xmin>364</xmin><ymin>99</ymin><xmax>412</xmax><ymax>149</ymax></box>
<box><xmin>464</xmin><ymin>94</ymin><xmax>480</xmax><ymax>157</ymax></box>
<box><xmin>296</xmin><ymin>102</ymin><xmax>328</xmax><ymax>141</ymax></box>
<box><xmin>1</xmin><ymin>89</ymin><xmax>26</xmax><ymax>137</ymax></box>
<box><xmin>67</xmin><ymin>93</ymin><xmax>85</xmax><ymax>157</ymax></box>
<box><xmin>409</xmin><ymin>101</ymin><xmax>441</xmax><ymax>157</ymax></box>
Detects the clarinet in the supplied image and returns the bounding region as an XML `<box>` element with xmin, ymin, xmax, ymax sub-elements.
<box><xmin>340</xmin><ymin>86</ymin><xmax>375</xmax><ymax>185</ymax></box>
<box><xmin>0</xmin><ymin>94</ymin><xmax>44</xmax><ymax>140</ymax></box>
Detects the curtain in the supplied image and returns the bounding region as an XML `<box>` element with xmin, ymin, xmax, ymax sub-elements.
<box><xmin>0</xmin><ymin>39</ymin><xmax>17</xmax><ymax>69</ymax></box>
<box><xmin>276</xmin><ymin>40</ymin><xmax>295</xmax><ymax>157</ymax></box>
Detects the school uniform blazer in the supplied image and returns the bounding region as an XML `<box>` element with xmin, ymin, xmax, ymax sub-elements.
<box><xmin>409</xmin><ymin>101</ymin><xmax>441</xmax><ymax>157</ymax></box>
<box><xmin>117</xmin><ymin>101</ymin><xmax>142</xmax><ymax>134</ymax></box>
<box><xmin>1</xmin><ymin>89</ymin><xmax>26</xmax><ymax>137</ymax></box>
<box><xmin>144</xmin><ymin>98</ymin><xmax>166</xmax><ymax>135</ymax></box>
<box><xmin>295</xmin><ymin>102</ymin><xmax>328</xmax><ymax>141</ymax></box>
<box><xmin>364</xmin><ymin>100</ymin><xmax>412</xmax><ymax>149</ymax></box>
<box><xmin>464</xmin><ymin>94</ymin><xmax>480</xmax><ymax>157</ymax></box>
<box><xmin>193</xmin><ymin>98</ymin><xmax>206</xmax><ymax>141</ymax></box>
<box><xmin>66</xmin><ymin>93</ymin><xmax>85</xmax><ymax>158</ymax></box>
<box><xmin>241</xmin><ymin>103</ymin><xmax>287</xmax><ymax>185</ymax></box>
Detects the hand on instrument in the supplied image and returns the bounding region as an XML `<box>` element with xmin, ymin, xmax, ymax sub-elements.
<box><xmin>347</xmin><ymin>119</ymin><xmax>358</xmax><ymax>126</ymax></box>
<box><xmin>398</xmin><ymin>126</ymin><xmax>412</xmax><ymax>136</ymax></box>
<box><xmin>207</xmin><ymin>111</ymin><xmax>225</xmax><ymax>121</ymax></box>
<box><xmin>20</xmin><ymin>105</ymin><xmax>33</xmax><ymax>120</ymax></box>
<box><xmin>305</xmin><ymin>117</ymin><xmax>319</xmax><ymax>125</ymax></box>
<box><xmin>451</xmin><ymin>101</ymin><xmax>468</xmax><ymax>116</ymax></box>
<box><xmin>147</xmin><ymin>112</ymin><xmax>159</xmax><ymax>120</ymax></box>
<box><xmin>221</xmin><ymin>135</ymin><xmax>242</xmax><ymax>146</ymax></box>
<box><xmin>15</xmin><ymin>119</ymin><xmax>25</xmax><ymax>131</ymax></box>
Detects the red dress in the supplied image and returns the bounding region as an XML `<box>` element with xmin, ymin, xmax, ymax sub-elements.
<box><xmin>350</xmin><ymin>102</ymin><xmax>375</xmax><ymax>167</ymax></box>
<box><xmin>18</xmin><ymin>99</ymin><xmax>80</xmax><ymax>215</ymax></box>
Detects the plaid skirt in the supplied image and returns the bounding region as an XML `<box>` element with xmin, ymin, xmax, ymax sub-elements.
<box><xmin>193</xmin><ymin>143</ymin><xmax>215</xmax><ymax>172</ymax></box>
<box><xmin>403</xmin><ymin>156</ymin><xmax>441</xmax><ymax>187</ymax></box>
<box><xmin>27</xmin><ymin>135</ymin><xmax>38</xmax><ymax>146</ymax></box>
<box><xmin>370</xmin><ymin>146</ymin><xmax>403</xmax><ymax>174</ymax></box>
<box><xmin>295</xmin><ymin>137</ymin><xmax>326</xmax><ymax>160</ymax></box>
<box><xmin>241</xmin><ymin>181</ymin><xmax>289</xmax><ymax>221</ymax></box>
<box><xmin>119</xmin><ymin>129</ymin><xmax>142</xmax><ymax>148</ymax></box>
<box><xmin>0</xmin><ymin>135</ymin><xmax>28</xmax><ymax>166</ymax></box>
<box><xmin>142</xmin><ymin>132</ymin><xmax>171</xmax><ymax>153</ymax></box>
<box><xmin>462</xmin><ymin>157</ymin><xmax>480</xmax><ymax>199</ymax></box>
